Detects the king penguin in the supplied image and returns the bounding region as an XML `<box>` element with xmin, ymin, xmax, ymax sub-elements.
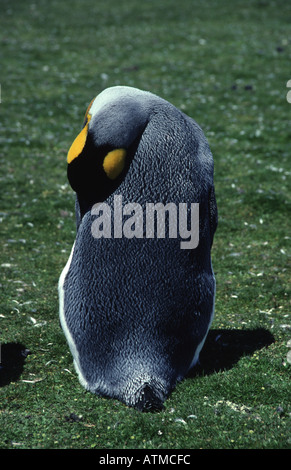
<box><xmin>58</xmin><ymin>86</ymin><xmax>218</xmax><ymax>411</ymax></box>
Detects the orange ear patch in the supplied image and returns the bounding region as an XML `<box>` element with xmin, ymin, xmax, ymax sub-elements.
<box><xmin>103</xmin><ymin>149</ymin><xmax>127</xmax><ymax>180</ymax></box>
<box><xmin>84</xmin><ymin>98</ymin><xmax>95</xmax><ymax>121</ymax></box>
<box><xmin>67</xmin><ymin>114</ymin><xmax>92</xmax><ymax>164</ymax></box>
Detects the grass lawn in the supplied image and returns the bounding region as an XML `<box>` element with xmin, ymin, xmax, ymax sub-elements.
<box><xmin>0</xmin><ymin>0</ymin><xmax>290</xmax><ymax>450</ymax></box>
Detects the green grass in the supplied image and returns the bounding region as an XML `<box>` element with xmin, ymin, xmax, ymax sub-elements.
<box><xmin>0</xmin><ymin>0</ymin><xmax>290</xmax><ymax>449</ymax></box>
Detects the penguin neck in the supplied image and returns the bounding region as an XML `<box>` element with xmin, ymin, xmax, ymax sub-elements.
<box><xmin>76</xmin><ymin>195</ymin><xmax>94</xmax><ymax>220</ymax></box>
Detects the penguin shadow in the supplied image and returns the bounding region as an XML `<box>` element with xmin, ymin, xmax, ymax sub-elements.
<box><xmin>0</xmin><ymin>343</ymin><xmax>31</xmax><ymax>387</ymax></box>
<box><xmin>187</xmin><ymin>327</ymin><xmax>275</xmax><ymax>378</ymax></box>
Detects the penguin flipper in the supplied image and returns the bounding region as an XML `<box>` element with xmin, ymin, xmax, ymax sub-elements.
<box><xmin>208</xmin><ymin>185</ymin><xmax>218</xmax><ymax>246</ymax></box>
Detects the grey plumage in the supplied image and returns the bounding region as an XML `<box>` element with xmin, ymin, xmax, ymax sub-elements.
<box><xmin>59</xmin><ymin>86</ymin><xmax>217</xmax><ymax>411</ymax></box>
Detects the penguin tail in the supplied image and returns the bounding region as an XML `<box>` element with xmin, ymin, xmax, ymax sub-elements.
<box><xmin>126</xmin><ymin>377</ymin><xmax>167</xmax><ymax>412</ymax></box>
<box><xmin>134</xmin><ymin>383</ymin><xmax>165</xmax><ymax>412</ymax></box>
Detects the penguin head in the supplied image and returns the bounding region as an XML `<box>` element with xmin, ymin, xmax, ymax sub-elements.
<box><xmin>67</xmin><ymin>86</ymin><xmax>151</xmax><ymax>208</ymax></box>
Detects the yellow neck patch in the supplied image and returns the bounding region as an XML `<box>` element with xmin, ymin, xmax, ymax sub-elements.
<box><xmin>103</xmin><ymin>149</ymin><xmax>127</xmax><ymax>180</ymax></box>
<box><xmin>67</xmin><ymin>114</ymin><xmax>92</xmax><ymax>164</ymax></box>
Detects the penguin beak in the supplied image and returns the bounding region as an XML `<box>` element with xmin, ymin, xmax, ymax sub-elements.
<box><xmin>67</xmin><ymin>114</ymin><xmax>92</xmax><ymax>164</ymax></box>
